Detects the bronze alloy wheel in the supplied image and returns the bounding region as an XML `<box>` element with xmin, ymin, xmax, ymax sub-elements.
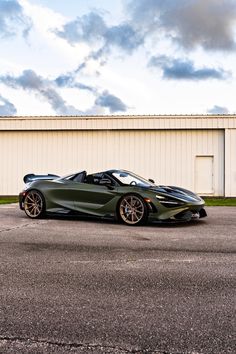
<box><xmin>119</xmin><ymin>194</ymin><xmax>147</xmax><ymax>225</ymax></box>
<box><xmin>24</xmin><ymin>190</ymin><xmax>45</xmax><ymax>218</ymax></box>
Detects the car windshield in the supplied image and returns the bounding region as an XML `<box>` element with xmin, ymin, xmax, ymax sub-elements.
<box><xmin>112</xmin><ymin>171</ymin><xmax>155</xmax><ymax>187</ymax></box>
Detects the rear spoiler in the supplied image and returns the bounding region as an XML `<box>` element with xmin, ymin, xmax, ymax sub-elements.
<box><xmin>23</xmin><ymin>173</ymin><xmax>60</xmax><ymax>184</ymax></box>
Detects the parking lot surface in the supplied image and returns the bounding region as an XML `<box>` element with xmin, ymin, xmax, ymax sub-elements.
<box><xmin>0</xmin><ymin>205</ymin><xmax>235</xmax><ymax>353</ymax></box>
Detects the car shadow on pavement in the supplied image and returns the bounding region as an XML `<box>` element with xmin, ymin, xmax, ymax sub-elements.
<box><xmin>42</xmin><ymin>212</ymin><xmax>206</xmax><ymax>229</ymax></box>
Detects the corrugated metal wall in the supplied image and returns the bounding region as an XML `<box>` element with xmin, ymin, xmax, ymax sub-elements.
<box><xmin>0</xmin><ymin>129</ymin><xmax>224</xmax><ymax>195</ymax></box>
<box><xmin>225</xmin><ymin>129</ymin><xmax>236</xmax><ymax>197</ymax></box>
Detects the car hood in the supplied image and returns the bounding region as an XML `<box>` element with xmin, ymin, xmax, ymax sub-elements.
<box><xmin>148</xmin><ymin>185</ymin><xmax>203</xmax><ymax>203</ymax></box>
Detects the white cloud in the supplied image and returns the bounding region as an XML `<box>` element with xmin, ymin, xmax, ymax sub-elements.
<box><xmin>18</xmin><ymin>0</ymin><xmax>90</xmax><ymax>74</ymax></box>
<box><xmin>0</xmin><ymin>0</ymin><xmax>236</xmax><ymax>115</ymax></box>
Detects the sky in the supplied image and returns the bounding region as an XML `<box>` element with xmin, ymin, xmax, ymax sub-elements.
<box><xmin>0</xmin><ymin>0</ymin><xmax>236</xmax><ymax>116</ymax></box>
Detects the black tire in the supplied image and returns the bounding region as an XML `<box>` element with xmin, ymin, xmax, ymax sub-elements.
<box><xmin>118</xmin><ymin>194</ymin><xmax>148</xmax><ymax>226</ymax></box>
<box><xmin>23</xmin><ymin>190</ymin><xmax>45</xmax><ymax>219</ymax></box>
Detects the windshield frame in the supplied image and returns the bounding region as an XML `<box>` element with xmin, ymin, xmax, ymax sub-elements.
<box><xmin>111</xmin><ymin>170</ymin><xmax>155</xmax><ymax>188</ymax></box>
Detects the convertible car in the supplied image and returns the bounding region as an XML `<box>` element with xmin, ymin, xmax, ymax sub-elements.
<box><xmin>19</xmin><ymin>169</ymin><xmax>207</xmax><ymax>225</ymax></box>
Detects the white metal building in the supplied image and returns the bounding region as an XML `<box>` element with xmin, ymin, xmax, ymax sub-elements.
<box><xmin>0</xmin><ymin>115</ymin><xmax>236</xmax><ymax>196</ymax></box>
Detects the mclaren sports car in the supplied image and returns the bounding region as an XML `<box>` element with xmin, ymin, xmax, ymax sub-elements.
<box><xmin>19</xmin><ymin>169</ymin><xmax>207</xmax><ymax>225</ymax></box>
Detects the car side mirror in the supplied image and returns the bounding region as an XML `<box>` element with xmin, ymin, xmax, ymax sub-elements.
<box><xmin>148</xmin><ymin>178</ymin><xmax>155</xmax><ymax>184</ymax></box>
<box><xmin>99</xmin><ymin>178</ymin><xmax>112</xmax><ymax>186</ymax></box>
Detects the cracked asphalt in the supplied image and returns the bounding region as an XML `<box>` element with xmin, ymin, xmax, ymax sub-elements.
<box><xmin>0</xmin><ymin>204</ymin><xmax>235</xmax><ymax>354</ymax></box>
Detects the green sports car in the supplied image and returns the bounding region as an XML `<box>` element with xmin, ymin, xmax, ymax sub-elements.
<box><xmin>19</xmin><ymin>169</ymin><xmax>207</xmax><ymax>225</ymax></box>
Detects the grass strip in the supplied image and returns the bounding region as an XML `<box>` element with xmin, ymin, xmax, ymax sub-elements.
<box><xmin>0</xmin><ymin>197</ymin><xmax>19</xmax><ymax>204</ymax></box>
<box><xmin>203</xmin><ymin>197</ymin><xmax>236</xmax><ymax>206</ymax></box>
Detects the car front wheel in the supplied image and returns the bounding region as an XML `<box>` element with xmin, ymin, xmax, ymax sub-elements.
<box><xmin>24</xmin><ymin>190</ymin><xmax>45</xmax><ymax>219</ymax></box>
<box><xmin>118</xmin><ymin>194</ymin><xmax>148</xmax><ymax>225</ymax></box>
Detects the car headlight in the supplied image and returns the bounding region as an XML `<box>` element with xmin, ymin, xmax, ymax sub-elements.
<box><xmin>156</xmin><ymin>194</ymin><xmax>185</xmax><ymax>208</ymax></box>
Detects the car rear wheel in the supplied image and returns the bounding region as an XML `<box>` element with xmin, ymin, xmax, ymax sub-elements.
<box><xmin>118</xmin><ymin>194</ymin><xmax>147</xmax><ymax>225</ymax></box>
<box><xmin>24</xmin><ymin>190</ymin><xmax>45</xmax><ymax>219</ymax></box>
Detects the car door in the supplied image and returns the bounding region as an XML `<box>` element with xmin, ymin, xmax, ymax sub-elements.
<box><xmin>72</xmin><ymin>181</ymin><xmax>117</xmax><ymax>215</ymax></box>
<box><xmin>46</xmin><ymin>179</ymin><xmax>79</xmax><ymax>209</ymax></box>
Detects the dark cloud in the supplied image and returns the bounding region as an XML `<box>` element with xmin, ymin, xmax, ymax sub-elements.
<box><xmin>55</xmin><ymin>74</ymin><xmax>96</xmax><ymax>93</ymax></box>
<box><xmin>105</xmin><ymin>23</ymin><xmax>143</xmax><ymax>53</ymax></box>
<box><xmin>55</xmin><ymin>73</ymin><xmax>128</xmax><ymax>113</ymax></box>
<box><xmin>128</xmin><ymin>0</ymin><xmax>236</xmax><ymax>51</ymax></box>
<box><xmin>207</xmin><ymin>105</ymin><xmax>229</xmax><ymax>114</ymax></box>
<box><xmin>95</xmin><ymin>91</ymin><xmax>127</xmax><ymax>113</ymax></box>
<box><xmin>0</xmin><ymin>70</ymin><xmax>82</xmax><ymax>115</ymax></box>
<box><xmin>55</xmin><ymin>12</ymin><xmax>106</xmax><ymax>45</ymax></box>
<box><xmin>0</xmin><ymin>70</ymin><xmax>128</xmax><ymax>115</ymax></box>
<box><xmin>0</xmin><ymin>94</ymin><xmax>17</xmax><ymax>115</ymax></box>
<box><xmin>73</xmin><ymin>48</ymin><xmax>108</xmax><ymax>78</ymax></box>
<box><xmin>149</xmin><ymin>56</ymin><xmax>229</xmax><ymax>80</ymax></box>
<box><xmin>0</xmin><ymin>0</ymin><xmax>32</xmax><ymax>38</ymax></box>
<box><xmin>54</xmin><ymin>11</ymin><xmax>143</xmax><ymax>54</ymax></box>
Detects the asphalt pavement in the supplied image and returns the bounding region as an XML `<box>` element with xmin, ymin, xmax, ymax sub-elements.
<box><xmin>0</xmin><ymin>205</ymin><xmax>235</xmax><ymax>354</ymax></box>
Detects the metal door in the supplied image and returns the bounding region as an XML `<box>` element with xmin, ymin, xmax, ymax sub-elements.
<box><xmin>195</xmin><ymin>156</ymin><xmax>214</xmax><ymax>195</ymax></box>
